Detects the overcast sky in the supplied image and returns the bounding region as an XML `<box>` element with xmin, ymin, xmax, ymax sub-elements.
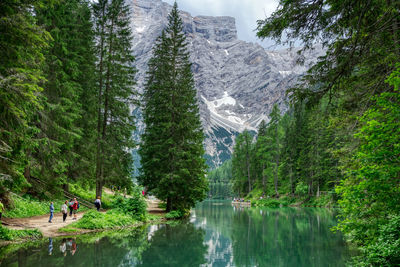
<box><xmin>163</xmin><ymin>0</ymin><xmax>281</xmax><ymax>48</ymax></box>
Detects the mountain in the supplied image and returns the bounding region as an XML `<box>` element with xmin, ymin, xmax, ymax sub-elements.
<box><xmin>129</xmin><ymin>0</ymin><xmax>323</xmax><ymax>169</ymax></box>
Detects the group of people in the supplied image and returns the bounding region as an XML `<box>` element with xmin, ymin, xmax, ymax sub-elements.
<box><xmin>48</xmin><ymin>196</ymin><xmax>102</xmax><ymax>223</ymax></box>
<box><xmin>49</xmin><ymin>198</ymin><xmax>79</xmax><ymax>223</ymax></box>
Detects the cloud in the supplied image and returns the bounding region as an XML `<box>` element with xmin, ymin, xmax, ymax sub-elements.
<box><xmin>162</xmin><ymin>0</ymin><xmax>280</xmax><ymax>47</ymax></box>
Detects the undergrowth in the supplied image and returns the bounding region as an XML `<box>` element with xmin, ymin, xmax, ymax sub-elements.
<box><xmin>4</xmin><ymin>194</ymin><xmax>64</xmax><ymax>218</ymax></box>
<box><xmin>0</xmin><ymin>224</ymin><xmax>42</xmax><ymax>241</ymax></box>
<box><xmin>60</xmin><ymin>210</ymin><xmax>136</xmax><ymax>231</ymax></box>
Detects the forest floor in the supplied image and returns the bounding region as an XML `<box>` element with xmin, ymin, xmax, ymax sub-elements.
<box><xmin>2</xmin><ymin>198</ymin><xmax>163</xmax><ymax>238</ymax></box>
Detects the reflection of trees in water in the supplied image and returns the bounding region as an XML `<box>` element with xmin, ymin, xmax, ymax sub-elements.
<box><xmin>0</xmin><ymin>227</ymin><xmax>150</xmax><ymax>267</ymax></box>
<box><xmin>0</xmin><ymin>223</ymin><xmax>207</xmax><ymax>267</ymax></box>
<box><xmin>229</xmin><ymin>208</ymin><xmax>350</xmax><ymax>267</ymax></box>
<box><xmin>138</xmin><ymin>222</ymin><xmax>208</xmax><ymax>267</ymax></box>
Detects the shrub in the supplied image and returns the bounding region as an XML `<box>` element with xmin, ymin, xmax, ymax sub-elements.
<box><xmin>111</xmin><ymin>194</ymin><xmax>147</xmax><ymax>221</ymax></box>
<box><xmin>165</xmin><ymin>210</ymin><xmax>185</xmax><ymax>220</ymax></box>
<box><xmin>62</xmin><ymin>209</ymin><xmax>136</xmax><ymax>230</ymax></box>
<box><xmin>353</xmin><ymin>214</ymin><xmax>400</xmax><ymax>266</ymax></box>
<box><xmin>295</xmin><ymin>181</ymin><xmax>308</xmax><ymax>196</ymax></box>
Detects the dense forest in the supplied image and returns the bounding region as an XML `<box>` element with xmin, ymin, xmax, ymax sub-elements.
<box><xmin>0</xmin><ymin>0</ymin><xmax>207</xmax><ymax>214</ymax></box>
<box><xmin>0</xmin><ymin>0</ymin><xmax>136</xmax><ymax>199</ymax></box>
<box><xmin>213</xmin><ymin>0</ymin><xmax>399</xmax><ymax>265</ymax></box>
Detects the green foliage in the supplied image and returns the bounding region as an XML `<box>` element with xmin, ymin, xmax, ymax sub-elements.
<box><xmin>139</xmin><ymin>2</ymin><xmax>208</xmax><ymax>212</ymax></box>
<box><xmin>61</xmin><ymin>209</ymin><xmax>136</xmax><ymax>231</ymax></box>
<box><xmin>0</xmin><ymin>0</ymin><xmax>50</xmax><ymax>193</ymax></box>
<box><xmin>165</xmin><ymin>210</ymin><xmax>185</xmax><ymax>220</ymax></box>
<box><xmin>295</xmin><ymin>181</ymin><xmax>308</xmax><ymax>197</ymax></box>
<box><xmin>4</xmin><ymin>194</ymin><xmax>63</xmax><ymax>218</ymax></box>
<box><xmin>0</xmin><ymin>224</ymin><xmax>42</xmax><ymax>241</ymax></box>
<box><xmin>69</xmin><ymin>184</ymin><xmax>115</xmax><ymax>208</ymax></box>
<box><xmin>111</xmin><ymin>194</ymin><xmax>147</xmax><ymax>221</ymax></box>
<box><xmin>335</xmin><ymin>66</ymin><xmax>400</xmax><ymax>265</ymax></box>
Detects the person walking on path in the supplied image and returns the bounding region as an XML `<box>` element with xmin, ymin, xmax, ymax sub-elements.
<box><xmin>49</xmin><ymin>202</ymin><xmax>54</xmax><ymax>223</ymax></box>
<box><xmin>61</xmin><ymin>201</ymin><xmax>68</xmax><ymax>222</ymax></box>
<box><xmin>94</xmin><ymin>196</ymin><xmax>101</xmax><ymax>211</ymax></box>
<box><xmin>68</xmin><ymin>199</ymin><xmax>74</xmax><ymax>217</ymax></box>
<box><xmin>72</xmin><ymin>198</ymin><xmax>79</xmax><ymax>220</ymax></box>
<box><xmin>0</xmin><ymin>199</ymin><xmax>4</xmax><ymax>221</ymax></box>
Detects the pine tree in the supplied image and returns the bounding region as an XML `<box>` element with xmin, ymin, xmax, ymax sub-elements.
<box><xmin>139</xmin><ymin>2</ymin><xmax>208</xmax><ymax>212</ymax></box>
<box><xmin>93</xmin><ymin>0</ymin><xmax>137</xmax><ymax>196</ymax></box>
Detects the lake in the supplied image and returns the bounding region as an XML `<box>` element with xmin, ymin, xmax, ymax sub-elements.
<box><xmin>0</xmin><ymin>201</ymin><xmax>354</xmax><ymax>266</ymax></box>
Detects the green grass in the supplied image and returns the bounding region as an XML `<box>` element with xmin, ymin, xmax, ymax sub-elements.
<box><xmin>0</xmin><ymin>224</ymin><xmax>42</xmax><ymax>241</ymax></box>
<box><xmin>60</xmin><ymin>210</ymin><xmax>137</xmax><ymax>231</ymax></box>
<box><xmin>4</xmin><ymin>194</ymin><xmax>64</xmax><ymax>218</ymax></box>
<box><xmin>69</xmin><ymin>184</ymin><xmax>116</xmax><ymax>208</ymax></box>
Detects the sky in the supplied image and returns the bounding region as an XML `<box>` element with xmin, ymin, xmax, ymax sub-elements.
<box><xmin>163</xmin><ymin>0</ymin><xmax>281</xmax><ymax>48</ymax></box>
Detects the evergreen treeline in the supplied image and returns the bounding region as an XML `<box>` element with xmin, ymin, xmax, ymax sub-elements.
<box><xmin>220</xmin><ymin>0</ymin><xmax>400</xmax><ymax>265</ymax></box>
<box><xmin>207</xmin><ymin>160</ymin><xmax>233</xmax><ymax>199</ymax></box>
<box><xmin>0</xmin><ymin>0</ymin><xmax>136</xmax><ymax>197</ymax></box>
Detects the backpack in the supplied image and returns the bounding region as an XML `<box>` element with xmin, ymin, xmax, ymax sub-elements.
<box><xmin>77</xmin><ymin>202</ymin><xmax>80</xmax><ymax>209</ymax></box>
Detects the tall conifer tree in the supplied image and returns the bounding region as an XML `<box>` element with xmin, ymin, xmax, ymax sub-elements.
<box><xmin>34</xmin><ymin>0</ymin><xmax>96</xmax><ymax>189</ymax></box>
<box><xmin>139</xmin><ymin>2</ymin><xmax>208</xmax><ymax>212</ymax></box>
<box><xmin>93</xmin><ymin>0</ymin><xmax>137</xmax><ymax>196</ymax></box>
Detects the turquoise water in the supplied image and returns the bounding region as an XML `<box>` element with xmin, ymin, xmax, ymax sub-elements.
<box><xmin>0</xmin><ymin>201</ymin><xmax>354</xmax><ymax>266</ymax></box>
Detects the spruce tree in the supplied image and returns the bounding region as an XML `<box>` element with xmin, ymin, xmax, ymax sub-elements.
<box><xmin>0</xmin><ymin>0</ymin><xmax>50</xmax><ymax>192</ymax></box>
<box><xmin>139</xmin><ymin>2</ymin><xmax>208</xmax><ymax>212</ymax></box>
<box><xmin>33</xmin><ymin>0</ymin><xmax>97</xmax><ymax>189</ymax></box>
<box><xmin>93</xmin><ymin>0</ymin><xmax>137</xmax><ymax>196</ymax></box>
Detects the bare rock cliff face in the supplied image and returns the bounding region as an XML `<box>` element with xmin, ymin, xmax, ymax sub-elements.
<box><xmin>130</xmin><ymin>0</ymin><xmax>322</xmax><ymax>168</ymax></box>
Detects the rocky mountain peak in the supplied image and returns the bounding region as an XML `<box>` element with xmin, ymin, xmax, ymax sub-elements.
<box><xmin>129</xmin><ymin>0</ymin><xmax>324</xmax><ymax>168</ymax></box>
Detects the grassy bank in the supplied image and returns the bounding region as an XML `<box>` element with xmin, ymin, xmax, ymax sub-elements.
<box><xmin>0</xmin><ymin>224</ymin><xmax>42</xmax><ymax>241</ymax></box>
<box><xmin>3</xmin><ymin>194</ymin><xmax>65</xmax><ymax>219</ymax></box>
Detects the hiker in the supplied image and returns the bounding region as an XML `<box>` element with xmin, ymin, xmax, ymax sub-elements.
<box><xmin>49</xmin><ymin>202</ymin><xmax>54</xmax><ymax>223</ymax></box>
<box><xmin>72</xmin><ymin>198</ymin><xmax>79</xmax><ymax>220</ymax></box>
<box><xmin>94</xmin><ymin>196</ymin><xmax>101</xmax><ymax>211</ymax></box>
<box><xmin>61</xmin><ymin>200</ymin><xmax>68</xmax><ymax>222</ymax></box>
<box><xmin>0</xmin><ymin>199</ymin><xmax>4</xmax><ymax>221</ymax></box>
<box><xmin>68</xmin><ymin>199</ymin><xmax>74</xmax><ymax>217</ymax></box>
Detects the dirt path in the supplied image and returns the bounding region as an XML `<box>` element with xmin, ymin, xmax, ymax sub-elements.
<box><xmin>3</xmin><ymin>212</ymin><xmax>86</xmax><ymax>237</ymax></box>
<box><xmin>2</xmin><ymin>198</ymin><xmax>164</xmax><ymax>238</ymax></box>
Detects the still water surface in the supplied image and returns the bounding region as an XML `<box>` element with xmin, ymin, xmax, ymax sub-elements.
<box><xmin>0</xmin><ymin>201</ymin><xmax>354</xmax><ymax>266</ymax></box>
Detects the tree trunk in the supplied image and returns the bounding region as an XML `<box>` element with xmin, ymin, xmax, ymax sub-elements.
<box><xmin>289</xmin><ymin>164</ymin><xmax>294</xmax><ymax>197</ymax></box>
<box><xmin>166</xmin><ymin>197</ymin><xmax>172</xmax><ymax>212</ymax></box>
<box><xmin>95</xmin><ymin>2</ymin><xmax>106</xmax><ymax>198</ymax></box>
<box><xmin>262</xmin><ymin>163</ymin><xmax>266</xmax><ymax>194</ymax></box>
<box><xmin>274</xmin><ymin>124</ymin><xmax>279</xmax><ymax>197</ymax></box>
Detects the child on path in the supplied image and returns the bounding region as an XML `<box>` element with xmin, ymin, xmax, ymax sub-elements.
<box><xmin>94</xmin><ymin>196</ymin><xmax>101</xmax><ymax>211</ymax></box>
<box><xmin>49</xmin><ymin>202</ymin><xmax>54</xmax><ymax>223</ymax></box>
<box><xmin>0</xmin><ymin>199</ymin><xmax>4</xmax><ymax>221</ymax></box>
<box><xmin>61</xmin><ymin>200</ymin><xmax>68</xmax><ymax>222</ymax></box>
<box><xmin>68</xmin><ymin>199</ymin><xmax>74</xmax><ymax>217</ymax></box>
<box><xmin>72</xmin><ymin>198</ymin><xmax>79</xmax><ymax>220</ymax></box>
